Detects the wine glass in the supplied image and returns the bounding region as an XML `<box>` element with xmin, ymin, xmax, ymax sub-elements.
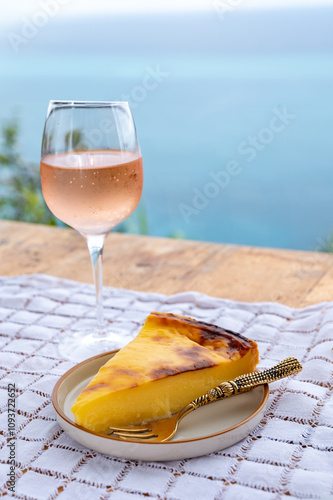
<box><xmin>40</xmin><ymin>101</ymin><xmax>143</xmax><ymax>361</ymax></box>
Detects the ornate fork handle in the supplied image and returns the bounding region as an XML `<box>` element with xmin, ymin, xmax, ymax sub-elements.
<box><xmin>190</xmin><ymin>356</ymin><xmax>302</xmax><ymax>410</ymax></box>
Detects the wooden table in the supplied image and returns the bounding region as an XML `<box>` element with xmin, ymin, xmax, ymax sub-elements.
<box><xmin>0</xmin><ymin>219</ymin><xmax>333</xmax><ymax>308</ymax></box>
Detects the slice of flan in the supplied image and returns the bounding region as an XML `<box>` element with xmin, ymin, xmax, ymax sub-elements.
<box><xmin>71</xmin><ymin>312</ymin><xmax>259</xmax><ymax>433</ymax></box>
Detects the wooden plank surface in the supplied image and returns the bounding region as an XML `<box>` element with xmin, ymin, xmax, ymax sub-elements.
<box><xmin>0</xmin><ymin>219</ymin><xmax>333</xmax><ymax>308</ymax></box>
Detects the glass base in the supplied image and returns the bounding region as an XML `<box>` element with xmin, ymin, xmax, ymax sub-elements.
<box><xmin>57</xmin><ymin>324</ymin><xmax>133</xmax><ymax>363</ymax></box>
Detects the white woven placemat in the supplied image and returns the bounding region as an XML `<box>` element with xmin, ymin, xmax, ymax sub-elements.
<box><xmin>0</xmin><ymin>274</ymin><xmax>332</xmax><ymax>500</ymax></box>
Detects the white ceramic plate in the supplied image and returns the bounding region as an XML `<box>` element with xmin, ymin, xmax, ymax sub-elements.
<box><xmin>52</xmin><ymin>350</ymin><xmax>269</xmax><ymax>462</ymax></box>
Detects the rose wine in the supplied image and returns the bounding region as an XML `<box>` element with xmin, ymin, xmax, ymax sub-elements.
<box><xmin>41</xmin><ymin>150</ymin><xmax>143</xmax><ymax>235</ymax></box>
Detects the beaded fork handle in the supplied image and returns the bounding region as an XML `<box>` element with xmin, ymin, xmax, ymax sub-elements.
<box><xmin>190</xmin><ymin>356</ymin><xmax>302</xmax><ymax>410</ymax></box>
<box><xmin>107</xmin><ymin>357</ymin><xmax>303</xmax><ymax>442</ymax></box>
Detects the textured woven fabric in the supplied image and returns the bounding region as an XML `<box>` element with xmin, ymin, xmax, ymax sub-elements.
<box><xmin>0</xmin><ymin>273</ymin><xmax>332</xmax><ymax>499</ymax></box>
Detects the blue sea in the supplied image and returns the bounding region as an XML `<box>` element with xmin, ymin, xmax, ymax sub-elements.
<box><xmin>1</xmin><ymin>8</ymin><xmax>333</xmax><ymax>250</ymax></box>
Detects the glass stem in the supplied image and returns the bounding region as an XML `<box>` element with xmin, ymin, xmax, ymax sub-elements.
<box><xmin>86</xmin><ymin>234</ymin><xmax>106</xmax><ymax>332</ymax></box>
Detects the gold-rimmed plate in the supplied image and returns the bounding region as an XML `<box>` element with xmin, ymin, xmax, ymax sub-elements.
<box><xmin>52</xmin><ymin>351</ymin><xmax>269</xmax><ymax>462</ymax></box>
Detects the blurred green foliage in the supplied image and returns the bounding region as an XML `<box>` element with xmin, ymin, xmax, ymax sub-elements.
<box><xmin>0</xmin><ymin>118</ymin><xmax>58</xmax><ymax>225</ymax></box>
<box><xmin>317</xmin><ymin>236</ymin><xmax>333</xmax><ymax>253</ymax></box>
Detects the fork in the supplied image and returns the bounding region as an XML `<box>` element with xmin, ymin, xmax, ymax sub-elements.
<box><xmin>107</xmin><ymin>356</ymin><xmax>302</xmax><ymax>442</ymax></box>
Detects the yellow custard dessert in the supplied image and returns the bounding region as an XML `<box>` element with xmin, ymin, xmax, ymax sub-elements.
<box><xmin>71</xmin><ymin>312</ymin><xmax>259</xmax><ymax>433</ymax></box>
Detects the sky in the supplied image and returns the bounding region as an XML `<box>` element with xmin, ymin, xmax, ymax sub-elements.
<box><xmin>1</xmin><ymin>0</ymin><xmax>333</xmax><ymax>26</ymax></box>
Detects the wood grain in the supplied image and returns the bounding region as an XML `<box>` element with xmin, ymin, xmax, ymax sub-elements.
<box><xmin>0</xmin><ymin>219</ymin><xmax>333</xmax><ymax>308</ymax></box>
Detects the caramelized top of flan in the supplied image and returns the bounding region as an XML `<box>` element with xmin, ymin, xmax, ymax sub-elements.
<box><xmin>151</xmin><ymin>312</ymin><xmax>253</xmax><ymax>357</ymax></box>
<box><xmin>78</xmin><ymin>312</ymin><xmax>258</xmax><ymax>395</ymax></box>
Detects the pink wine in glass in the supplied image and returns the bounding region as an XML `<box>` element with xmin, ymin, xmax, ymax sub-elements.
<box><xmin>41</xmin><ymin>101</ymin><xmax>143</xmax><ymax>362</ymax></box>
<box><xmin>41</xmin><ymin>150</ymin><xmax>143</xmax><ymax>235</ymax></box>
